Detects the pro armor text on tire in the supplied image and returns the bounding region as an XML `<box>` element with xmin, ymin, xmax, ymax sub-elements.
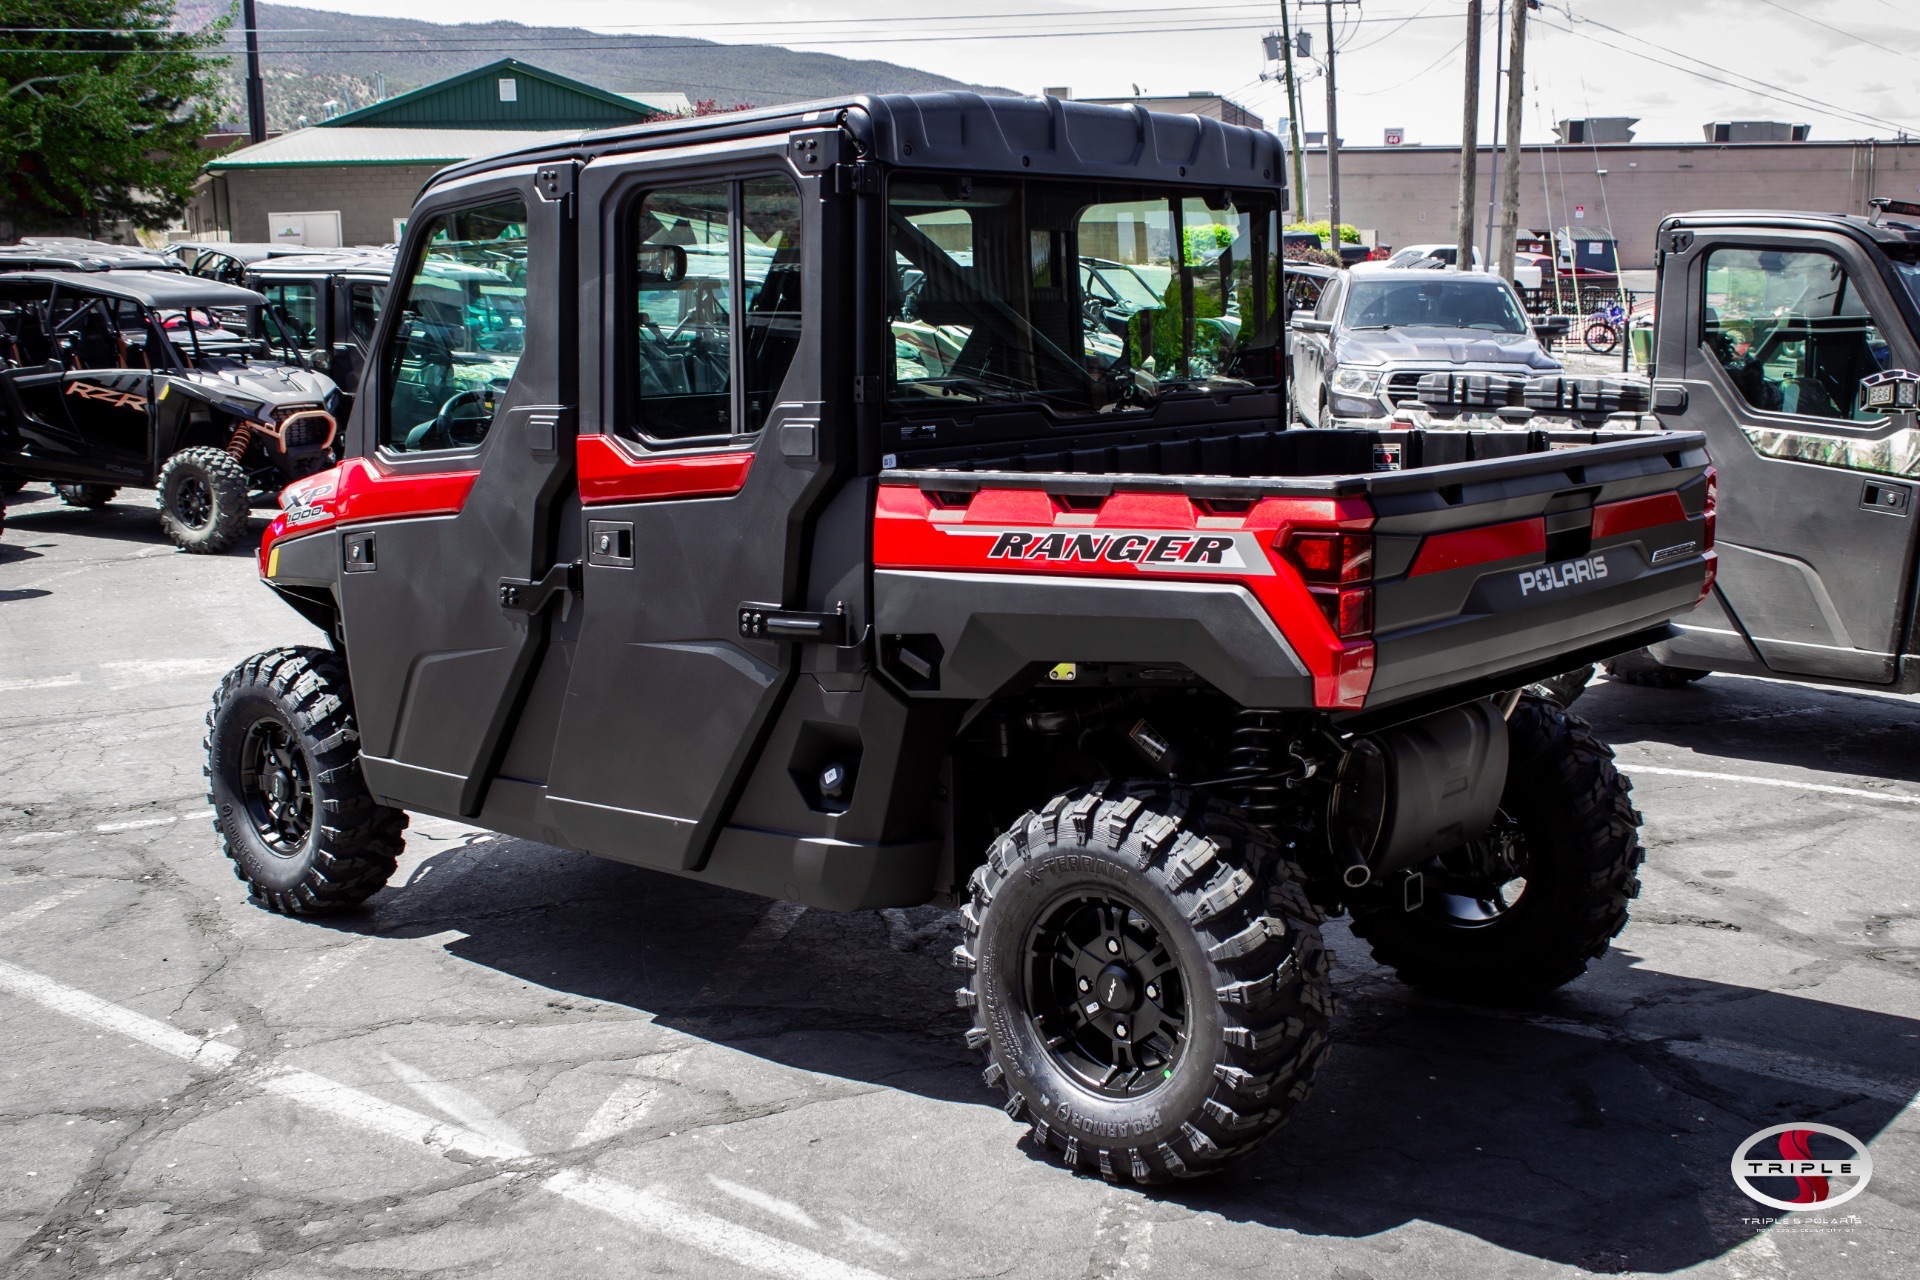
<box><xmin>55</xmin><ymin>483</ymin><xmax>118</xmax><ymax>509</ymax></box>
<box><xmin>206</xmin><ymin>647</ymin><xmax>407</xmax><ymax>915</ymax></box>
<box><xmin>1349</xmin><ymin>694</ymin><xmax>1645</xmax><ymax>998</ymax></box>
<box><xmin>957</xmin><ymin>782</ymin><xmax>1333</xmax><ymax>1181</ymax></box>
<box><xmin>157</xmin><ymin>446</ymin><xmax>251</xmax><ymax>553</ymax></box>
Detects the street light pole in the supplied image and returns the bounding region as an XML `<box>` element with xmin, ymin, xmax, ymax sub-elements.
<box><xmin>1484</xmin><ymin>0</ymin><xmax>1505</xmax><ymax>270</ymax></box>
<box><xmin>1495</xmin><ymin>2</ymin><xmax>1531</xmax><ymax>283</ymax></box>
<box><xmin>1323</xmin><ymin>0</ymin><xmax>1341</xmax><ymax>241</ymax></box>
<box><xmin>1278</xmin><ymin>1</ymin><xmax>1309</xmax><ymax>220</ymax></box>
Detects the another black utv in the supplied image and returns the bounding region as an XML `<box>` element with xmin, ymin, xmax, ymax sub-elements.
<box><xmin>0</xmin><ymin>270</ymin><xmax>341</xmax><ymax>552</ymax></box>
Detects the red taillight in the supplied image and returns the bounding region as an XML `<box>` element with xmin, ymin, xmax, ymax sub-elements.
<box><xmin>1281</xmin><ymin>529</ymin><xmax>1375</xmax><ymax>639</ymax></box>
<box><xmin>1702</xmin><ymin>466</ymin><xmax>1717</xmax><ymax>551</ymax></box>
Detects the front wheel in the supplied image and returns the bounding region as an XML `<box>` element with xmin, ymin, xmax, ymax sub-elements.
<box><xmin>958</xmin><ymin>784</ymin><xmax>1333</xmax><ymax>1181</ymax></box>
<box><xmin>1349</xmin><ymin>695</ymin><xmax>1645</xmax><ymax>998</ymax></box>
<box><xmin>1603</xmin><ymin>649</ymin><xmax>1711</xmax><ymax>689</ymax></box>
<box><xmin>55</xmin><ymin>483</ymin><xmax>118</xmax><ymax>509</ymax></box>
<box><xmin>205</xmin><ymin>647</ymin><xmax>407</xmax><ymax>914</ymax></box>
<box><xmin>157</xmin><ymin>446</ymin><xmax>252</xmax><ymax>553</ymax></box>
<box><xmin>1583</xmin><ymin>321</ymin><xmax>1619</xmax><ymax>354</ymax></box>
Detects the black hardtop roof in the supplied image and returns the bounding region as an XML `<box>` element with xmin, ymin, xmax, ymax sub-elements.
<box><xmin>432</xmin><ymin>92</ymin><xmax>1284</xmax><ymax>198</ymax></box>
<box><xmin>1664</xmin><ymin>208</ymin><xmax>1920</xmax><ymax>247</ymax></box>
<box><xmin>6</xmin><ymin>270</ymin><xmax>265</xmax><ymax>308</ymax></box>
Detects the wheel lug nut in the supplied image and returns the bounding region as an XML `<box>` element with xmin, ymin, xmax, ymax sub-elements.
<box><xmin>1115</xmin><ymin>1023</ymin><xmax>1128</xmax><ymax>1038</ymax></box>
<box><xmin>1105</xmin><ymin>939</ymin><xmax>1120</xmax><ymax>954</ymax></box>
<box><xmin>1145</xmin><ymin>984</ymin><xmax>1158</xmax><ymax>1001</ymax></box>
<box><xmin>1077</xmin><ymin>977</ymin><xmax>1091</xmax><ymax>993</ymax></box>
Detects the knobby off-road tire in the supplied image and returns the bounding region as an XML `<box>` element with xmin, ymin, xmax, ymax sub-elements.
<box><xmin>1350</xmin><ymin>695</ymin><xmax>1645</xmax><ymax>999</ymax></box>
<box><xmin>55</xmin><ymin>483</ymin><xmax>118</xmax><ymax>509</ymax></box>
<box><xmin>157</xmin><ymin>446</ymin><xmax>251</xmax><ymax>554</ymax></box>
<box><xmin>1527</xmin><ymin>664</ymin><xmax>1594</xmax><ymax>707</ymax></box>
<box><xmin>956</xmin><ymin>783</ymin><xmax>1333</xmax><ymax>1182</ymax></box>
<box><xmin>206</xmin><ymin>647</ymin><xmax>407</xmax><ymax>915</ymax></box>
<box><xmin>1603</xmin><ymin>649</ymin><xmax>1711</xmax><ymax>689</ymax></box>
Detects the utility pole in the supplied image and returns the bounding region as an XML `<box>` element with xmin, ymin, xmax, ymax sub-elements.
<box><xmin>1277</xmin><ymin>2</ymin><xmax>1308</xmax><ymax>221</ymax></box>
<box><xmin>1483</xmin><ymin>0</ymin><xmax>1505</xmax><ymax>269</ymax></box>
<box><xmin>1495</xmin><ymin>1</ymin><xmax>1531</xmax><ymax>283</ymax></box>
<box><xmin>242</xmin><ymin>0</ymin><xmax>267</xmax><ymax>144</ymax></box>
<box><xmin>1322</xmin><ymin>0</ymin><xmax>1341</xmax><ymax>242</ymax></box>
<box><xmin>1455</xmin><ymin>0</ymin><xmax>1482</xmax><ymax>272</ymax></box>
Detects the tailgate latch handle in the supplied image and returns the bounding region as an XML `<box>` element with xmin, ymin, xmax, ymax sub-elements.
<box><xmin>739</xmin><ymin>601</ymin><xmax>848</xmax><ymax>645</ymax></box>
<box><xmin>499</xmin><ymin>561</ymin><xmax>582</xmax><ymax>614</ymax></box>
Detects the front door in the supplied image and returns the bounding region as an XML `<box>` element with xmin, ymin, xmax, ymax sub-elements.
<box><xmin>1667</xmin><ymin>232</ymin><xmax>1920</xmax><ymax>682</ymax></box>
<box><xmin>337</xmin><ymin>173</ymin><xmax>578</xmax><ymax>817</ymax></box>
<box><xmin>44</xmin><ymin>293</ymin><xmax>151</xmax><ymax>483</ymax></box>
<box><xmin>542</xmin><ymin>158</ymin><xmax>840</xmax><ymax>871</ymax></box>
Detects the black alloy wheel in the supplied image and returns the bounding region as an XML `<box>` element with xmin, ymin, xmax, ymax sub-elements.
<box><xmin>174</xmin><ymin>475</ymin><xmax>214</xmax><ymax>529</ymax></box>
<box><xmin>1024</xmin><ymin>891</ymin><xmax>1187</xmax><ymax>1099</ymax></box>
<box><xmin>237</xmin><ymin>716</ymin><xmax>313</xmax><ymax>855</ymax></box>
<box><xmin>1421</xmin><ymin>809</ymin><xmax>1529</xmax><ymax>929</ymax></box>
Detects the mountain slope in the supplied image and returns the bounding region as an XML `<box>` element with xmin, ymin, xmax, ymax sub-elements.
<box><xmin>178</xmin><ymin>3</ymin><xmax>1009</xmax><ymax>131</ymax></box>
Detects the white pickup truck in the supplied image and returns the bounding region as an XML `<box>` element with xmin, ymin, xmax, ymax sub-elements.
<box><xmin>1387</xmin><ymin>242</ymin><xmax>1544</xmax><ymax>292</ymax></box>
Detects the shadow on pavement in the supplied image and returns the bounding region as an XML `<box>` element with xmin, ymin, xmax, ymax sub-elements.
<box><xmin>1581</xmin><ymin>674</ymin><xmax>1920</xmax><ymax>789</ymax></box>
<box><xmin>320</xmin><ymin>837</ymin><xmax>1918</xmax><ymax>1274</ymax></box>
<box><xmin>0</xmin><ymin>504</ymin><xmax>273</xmax><ymax>553</ymax></box>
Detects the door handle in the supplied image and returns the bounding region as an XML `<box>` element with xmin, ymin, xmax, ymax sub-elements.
<box><xmin>738</xmin><ymin>602</ymin><xmax>848</xmax><ymax>644</ymax></box>
<box><xmin>1861</xmin><ymin>481</ymin><xmax>1912</xmax><ymax>516</ymax></box>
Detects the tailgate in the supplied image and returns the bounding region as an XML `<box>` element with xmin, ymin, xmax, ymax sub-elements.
<box><xmin>1363</xmin><ymin>433</ymin><xmax>1713</xmax><ymax>709</ymax></box>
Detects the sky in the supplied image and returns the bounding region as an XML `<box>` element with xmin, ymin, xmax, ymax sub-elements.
<box><xmin>281</xmin><ymin>0</ymin><xmax>1920</xmax><ymax>147</ymax></box>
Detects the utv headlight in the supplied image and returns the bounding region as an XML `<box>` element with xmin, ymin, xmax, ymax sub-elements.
<box><xmin>1331</xmin><ymin>366</ymin><xmax>1384</xmax><ymax>396</ymax></box>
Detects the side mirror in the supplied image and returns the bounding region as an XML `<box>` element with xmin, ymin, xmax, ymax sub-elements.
<box><xmin>1859</xmin><ymin>368</ymin><xmax>1920</xmax><ymax>417</ymax></box>
<box><xmin>1532</xmin><ymin>316</ymin><xmax>1570</xmax><ymax>343</ymax></box>
<box><xmin>1292</xmin><ymin>316</ymin><xmax>1333</xmax><ymax>334</ymax></box>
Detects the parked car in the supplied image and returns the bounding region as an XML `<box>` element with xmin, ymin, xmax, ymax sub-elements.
<box><xmin>245</xmin><ymin>250</ymin><xmax>395</xmax><ymax>419</ymax></box>
<box><xmin>1387</xmin><ymin>242</ymin><xmax>1543</xmax><ymax>292</ymax></box>
<box><xmin>205</xmin><ymin>92</ymin><xmax>1713</xmax><ymax>1184</ymax></box>
<box><xmin>0</xmin><ymin>270</ymin><xmax>340</xmax><ymax>551</ymax></box>
<box><xmin>1279</xmin><ymin>260</ymin><xmax>1340</xmax><ymax>379</ymax></box>
<box><xmin>1288</xmin><ymin>264</ymin><xmax>1562</xmax><ymax>427</ymax></box>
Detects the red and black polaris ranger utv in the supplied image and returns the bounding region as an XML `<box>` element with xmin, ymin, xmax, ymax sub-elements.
<box><xmin>206</xmin><ymin>93</ymin><xmax>1714</xmax><ymax>1181</ymax></box>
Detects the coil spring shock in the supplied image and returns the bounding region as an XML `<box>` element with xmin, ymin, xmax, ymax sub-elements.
<box><xmin>224</xmin><ymin>419</ymin><xmax>255</xmax><ymax>462</ymax></box>
<box><xmin>1227</xmin><ymin>709</ymin><xmax>1290</xmax><ymax>827</ymax></box>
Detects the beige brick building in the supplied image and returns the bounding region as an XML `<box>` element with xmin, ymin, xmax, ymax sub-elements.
<box><xmin>1298</xmin><ymin>139</ymin><xmax>1920</xmax><ymax>268</ymax></box>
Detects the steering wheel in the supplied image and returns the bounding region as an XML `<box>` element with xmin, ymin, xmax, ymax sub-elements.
<box><xmin>405</xmin><ymin>389</ymin><xmax>492</xmax><ymax>452</ymax></box>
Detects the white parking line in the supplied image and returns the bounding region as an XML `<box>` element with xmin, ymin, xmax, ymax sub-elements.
<box><xmin>95</xmin><ymin>815</ymin><xmax>180</xmax><ymax>833</ymax></box>
<box><xmin>0</xmin><ymin>673</ymin><xmax>80</xmax><ymax>693</ymax></box>
<box><xmin>0</xmin><ymin>955</ymin><xmax>894</xmax><ymax>1280</ymax></box>
<box><xmin>0</xmin><ymin>888</ymin><xmax>92</xmax><ymax>934</ymax></box>
<box><xmin>1626</xmin><ymin>764</ymin><xmax>1920</xmax><ymax>806</ymax></box>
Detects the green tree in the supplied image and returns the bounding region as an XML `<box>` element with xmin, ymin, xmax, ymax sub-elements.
<box><xmin>1</xmin><ymin>2</ymin><xmax>227</xmax><ymax>237</ymax></box>
<box><xmin>1285</xmin><ymin>220</ymin><xmax>1360</xmax><ymax>246</ymax></box>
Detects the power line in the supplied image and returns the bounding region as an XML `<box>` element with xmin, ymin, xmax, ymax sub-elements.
<box><xmin>1747</xmin><ymin>0</ymin><xmax>1920</xmax><ymax>68</ymax></box>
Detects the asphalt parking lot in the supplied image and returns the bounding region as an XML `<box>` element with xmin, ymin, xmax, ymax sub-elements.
<box><xmin>2</xmin><ymin>484</ymin><xmax>1915</xmax><ymax>1279</ymax></box>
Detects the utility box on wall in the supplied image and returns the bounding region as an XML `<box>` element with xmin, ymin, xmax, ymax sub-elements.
<box><xmin>268</xmin><ymin>211</ymin><xmax>343</xmax><ymax>248</ymax></box>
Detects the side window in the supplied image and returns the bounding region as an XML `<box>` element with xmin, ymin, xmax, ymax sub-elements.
<box><xmin>349</xmin><ymin>283</ymin><xmax>383</xmax><ymax>347</ymax></box>
<box><xmin>628</xmin><ymin>183</ymin><xmax>732</xmax><ymax>441</ymax></box>
<box><xmin>262</xmin><ymin>281</ymin><xmax>318</xmax><ymax>346</ymax></box>
<box><xmin>381</xmin><ymin>198</ymin><xmax>528</xmax><ymax>454</ymax></box>
<box><xmin>741</xmin><ymin>175</ymin><xmax>804</xmax><ymax>433</ymax></box>
<box><xmin>1314</xmin><ymin>276</ymin><xmax>1342</xmax><ymax>322</ymax></box>
<box><xmin>1703</xmin><ymin>247</ymin><xmax>1891</xmax><ymax>421</ymax></box>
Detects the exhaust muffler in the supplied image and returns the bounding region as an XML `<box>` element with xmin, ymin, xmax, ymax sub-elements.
<box><xmin>1328</xmin><ymin>700</ymin><xmax>1509</xmax><ymax>887</ymax></box>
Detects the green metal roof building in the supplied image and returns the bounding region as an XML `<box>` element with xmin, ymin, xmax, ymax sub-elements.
<box><xmin>188</xmin><ymin>60</ymin><xmax>678</xmax><ymax>246</ymax></box>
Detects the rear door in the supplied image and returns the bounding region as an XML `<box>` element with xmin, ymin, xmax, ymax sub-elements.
<box><xmin>541</xmin><ymin>144</ymin><xmax>843</xmax><ymax>871</ymax></box>
<box><xmin>1666</xmin><ymin>230</ymin><xmax>1920</xmax><ymax>682</ymax></box>
<box><xmin>336</xmin><ymin>169</ymin><xmax>578</xmax><ymax>817</ymax></box>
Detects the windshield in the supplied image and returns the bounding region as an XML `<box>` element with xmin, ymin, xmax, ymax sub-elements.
<box><xmin>887</xmin><ymin>177</ymin><xmax>1280</xmax><ymax>415</ymax></box>
<box><xmin>1342</xmin><ymin>276</ymin><xmax>1528</xmax><ymax>333</ymax></box>
<box><xmin>1892</xmin><ymin>257</ymin><xmax>1920</xmax><ymax>317</ymax></box>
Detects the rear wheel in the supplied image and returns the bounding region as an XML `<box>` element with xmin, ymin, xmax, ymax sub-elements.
<box><xmin>206</xmin><ymin>647</ymin><xmax>406</xmax><ymax>915</ymax></box>
<box><xmin>1583</xmin><ymin>321</ymin><xmax>1619</xmax><ymax>354</ymax></box>
<box><xmin>55</xmin><ymin>483</ymin><xmax>118</xmax><ymax>509</ymax></box>
<box><xmin>1526</xmin><ymin>664</ymin><xmax>1593</xmax><ymax>707</ymax></box>
<box><xmin>157</xmin><ymin>446</ymin><xmax>251</xmax><ymax>553</ymax></box>
<box><xmin>958</xmin><ymin>783</ymin><xmax>1333</xmax><ymax>1181</ymax></box>
<box><xmin>1349</xmin><ymin>695</ymin><xmax>1644</xmax><ymax>998</ymax></box>
<box><xmin>1603</xmin><ymin>649</ymin><xmax>1711</xmax><ymax>689</ymax></box>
